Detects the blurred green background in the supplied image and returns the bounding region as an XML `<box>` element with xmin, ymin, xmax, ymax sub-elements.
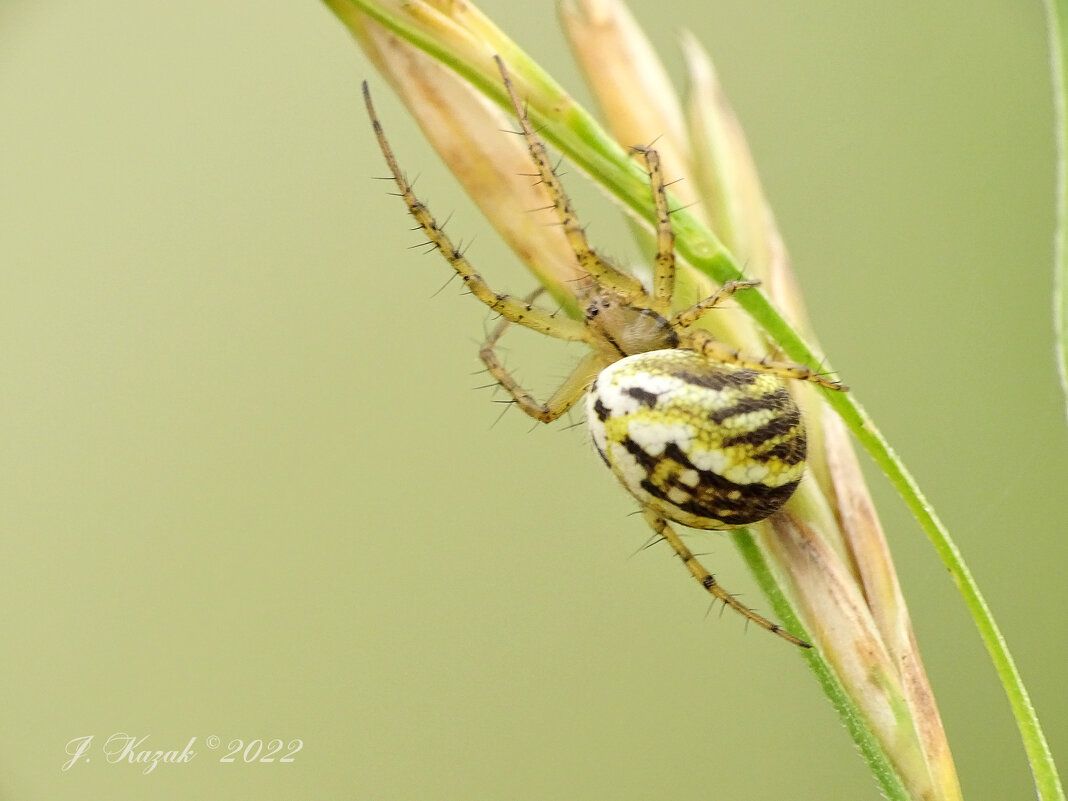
<box><xmin>1</xmin><ymin>1</ymin><xmax>1064</xmax><ymax>799</ymax></box>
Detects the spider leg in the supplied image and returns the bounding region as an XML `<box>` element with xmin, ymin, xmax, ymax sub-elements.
<box><xmin>494</xmin><ymin>56</ymin><xmax>643</xmax><ymax>299</ymax></box>
<box><xmin>642</xmin><ymin>508</ymin><xmax>811</xmax><ymax>648</ymax></box>
<box><xmin>363</xmin><ymin>82</ymin><xmax>588</xmax><ymax>344</ymax></box>
<box><xmin>630</xmin><ymin>145</ymin><xmax>675</xmax><ymax>316</ymax></box>
<box><xmin>682</xmin><ymin>328</ymin><xmax>848</xmax><ymax>391</ymax></box>
<box><xmin>479</xmin><ymin>296</ymin><xmax>603</xmax><ymax>423</ymax></box>
<box><xmin>669</xmin><ymin>279</ymin><xmax>762</xmax><ymax>328</ymax></box>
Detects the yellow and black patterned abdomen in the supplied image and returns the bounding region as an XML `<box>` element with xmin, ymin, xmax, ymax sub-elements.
<box><xmin>586</xmin><ymin>349</ymin><xmax>806</xmax><ymax>530</ymax></box>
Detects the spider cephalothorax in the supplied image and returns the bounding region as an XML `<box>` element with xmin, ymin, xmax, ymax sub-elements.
<box><xmin>585</xmin><ymin>297</ymin><xmax>679</xmax><ymax>359</ymax></box>
<box><xmin>363</xmin><ymin>57</ymin><xmax>845</xmax><ymax>648</ymax></box>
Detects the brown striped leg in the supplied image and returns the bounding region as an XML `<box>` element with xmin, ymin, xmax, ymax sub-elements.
<box><xmin>669</xmin><ymin>279</ymin><xmax>762</xmax><ymax>328</ymax></box>
<box><xmin>364</xmin><ymin>81</ymin><xmax>589</xmax><ymax>344</ymax></box>
<box><xmin>494</xmin><ymin>56</ymin><xmax>642</xmax><ymax>298</ymax></box>
<box><xmin>630</xmin><ymin>146</ymin><xmax>675</xmax><ymax>317</ymax></box>
<box><xmin>683</xmin><ymin>329</ymin><xmax>848</xmax><ymax>392</ymax></box>
<box><xmin>478</xmin><ymin>295</ymin><xmax>604</xmax><ymax>423</ymax></box>
<box><xmin>643</xmin><ymin>508</ymin><xmax>811</xmax><ymax>648</ymax></box>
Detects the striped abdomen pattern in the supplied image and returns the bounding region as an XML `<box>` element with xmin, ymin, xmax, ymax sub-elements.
<box><xmin>586</xmin><ymin>349</ymin><xmax>806</xmax><ymax>530</ymax></box>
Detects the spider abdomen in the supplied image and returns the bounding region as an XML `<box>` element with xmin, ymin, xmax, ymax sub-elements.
<box><xmin>586</xmin><ymin>349</ymin><xmax>806</xmax><ymax>530</ymax></box>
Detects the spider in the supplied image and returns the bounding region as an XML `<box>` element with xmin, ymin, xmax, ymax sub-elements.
<box><xmin>362</xmin><ymin>57</ymin><xmax>847</xmax><ymax>649</ymax></box>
